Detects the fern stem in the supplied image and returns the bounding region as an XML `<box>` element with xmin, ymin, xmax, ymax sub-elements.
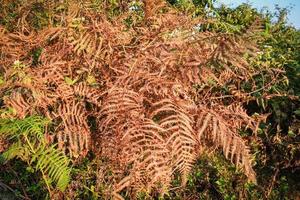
<box><xmin>23</xmin><ymin>135</ymin><xmax>52</xmax><ymax>197</ymax></box>
<box><xmin>41</xmin><ymin>169</ymin><xmax>52</xmax><ymax>197</ymax></box>
<box><xmin>24</xmin><ymin>135</ymin><xmax>35</xmax><ymax>154</ymax></box>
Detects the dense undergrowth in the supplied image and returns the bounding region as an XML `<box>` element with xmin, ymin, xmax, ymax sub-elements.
<box><xmin>0</xmin><ymin>0</ymin><xmax>299</xmax><ymax>199</ymax></box>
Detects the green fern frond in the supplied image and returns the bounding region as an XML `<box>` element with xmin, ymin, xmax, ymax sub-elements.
<box><xmin>0</xmin><ymin>116</ymin><xmax>71</xmax><ymax>191</ymax></box>
<box><xmin>33</xmin><ymin>144</ymin><xmax>71</xmax><ymax>191</ymax></box>
<box><xmin>0</xmin><ymin>141</ymin><xmax>25</xmax><ymax>163</ymax></box>
<box><xmin>0</xmin><ymin>116</ymin><xmax>49</xmax><ymax>140</ymax></box>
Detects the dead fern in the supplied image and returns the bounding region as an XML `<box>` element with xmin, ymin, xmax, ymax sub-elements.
<box><xmin>0</xmin><ymin>136</ymin><xmax>8</xmax><ymax>153</ymax></box>
<box><xmin>150</xmin><ymin>98</ymin><xmax>197</xmax><ymax>185</ymax></box>
<box><xmin>0</xmin><ymin>0</ymin><xmax>288</xmax><ymax>199</ymax></box>
<box><xmin>3</xmin><ymin>92</ymin><xmax>31</xmax><ymax>119</ymax></box>
<box><xmin>96</xmin><ymin>70</ymin><xmax>257</xmax><ymax>199</ymax></box>
<box><xmin>194</xmin><ymin>105</ymin><xmax>256</xmax><ymax>183</ymax></box>
<box><xmin>54</xmin><ymin>101</ymin><xmax>91</xmax><ymax>159</ymax></box>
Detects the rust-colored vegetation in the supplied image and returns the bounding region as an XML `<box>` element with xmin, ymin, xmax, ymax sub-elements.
<box><xmin>0</xmin><ymin>0</ymin><xmax>298</xmax><ymax>199</ymax></box>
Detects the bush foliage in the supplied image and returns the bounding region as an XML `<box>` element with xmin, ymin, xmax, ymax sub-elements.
<box><xmin>0</xmin><ymin>0</ymin><xmax>299</xmax><ymax>199</ymax></box>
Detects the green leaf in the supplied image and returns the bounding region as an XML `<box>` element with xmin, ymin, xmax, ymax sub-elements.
<box><xmin>0</xmin><ymin>116</ymin><xmax>71</xmax><ymax>191</ymax></box>
<box><xmin>1</xmin><ymin>142</ymin><xmax>23</xmax><ymax>162</ymax></box>
<box><xmin>288</xmin><ymin>130</ymin><xmax>296</xmax><ymax>137</ymax></box>
<box><xmin>64</xmin><ymin>77</ymin><xmax>77</xmax><ymax>86</ymax></box>
<box><xmin>0</xmin><ymin>76</ymin><xmax>4</xmax><ymax>85</ymax></box>
<box><xmin>86</xmin><ymin>75</ymin><xmax>97</xmax><ymax>86</ymax></box>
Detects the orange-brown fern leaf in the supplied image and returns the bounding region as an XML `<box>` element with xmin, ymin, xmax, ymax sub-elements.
<box><xmin>150</xmin><ymin>98</ymin><xmax>197</xmax><ymax>185</ymax></box>
<box><xmin>195</xmin><ymin>105</ymin><xmax>256</xmax><ymax>183</ymax></box>
<box><xmin>208</xmin><ymin>34</ymin><xmax>257</xmax><ymax>80</ymax></box>
<box><xmin>142</xmin><ymin>0</ymin><xmax>166</xmax><ymax>20</ymax></box>
<box><xmin>31</xmin><ymin>61</ymin><xmax>75</xmax><ymax>101</ymax></box>
<box><xmin>98</xmin><ymin>87</ymin><xmax>172</xmax><ymax>198</ymax></box>
<box><xmin>54</xmin><ymin>101</ymin><xmax>90</xmax><ymax>159</ymax></box>
<box><xmin>218</xmin><ymin>104</ymin><xmax>256</xmax><ymax>130</ymax></box>
<box><xmin>73</xmin><ymin>82</ymin><xmax>102</xmax><ymax>107</ymax></box>
<box><xmin>66</xmin><ymin>3</ymin><xmax>96</xmax><ymax>60</ymax></box>
<box><xmin>97</xmin><ymin>87</ymin><xmax>144</xmax><ymax>162</ymax></box>
<box><xmin>99</xmin><ymin>88</ymin><xmax>144</xmax><ymax>121</ymax></box>
<box><xmin>116</xmin><ymin>119</ymin><xmax>172</xmax><ymax>196</ymax></box>
<box><xmin>67</xmin><ymin>29</ymin><xmax>100</xmax><ymax>59</ymax></box>
<box><xmin>115</xmin><ymin>70</ymin><xmax>182</xmax><ymax>99</ymax></box>
<box><xmin>39</xmin><ymin>26</ymin><xmax>65</xmax><ymax>44</ymax></box>
<box><xmin>3</xmin><ymin>92</ymin><xmax>32</xmax><ymax>119</ymax></box>
<box><xmin>65</xmin><ymin>10</ymin><xmax>133</xmax><ymax>71</ymax></box>
<box><xmin>0</xmin><ymin>26</ymin><xmax>35</xmax><ymax>68</ymax></box>
<box><xmin>0</xmin><ymin>136</ymin><xmax>9</xmax><ymax>153</ymax></box>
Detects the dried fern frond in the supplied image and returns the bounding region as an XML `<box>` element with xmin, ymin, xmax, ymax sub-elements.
<box><xmin>0</xmin><ymin>1</ymin><xmax>285</xmax><ymax>198</ymax></box>
<box><xmin>0</xmin><ymin>29</ymin><xmax>35</xmax><ymax>68</ymax></box>
<box><xmin>67</xmin><ymin>29</ymin><xmax>100</xmax><ymax>58</ymax></box>
<box><xmin>98</xmin><ymin>87</ymin><xmax>172</xmax><ymax>197</ymax></box>
<box><xmin>143</xmin><ymin>0</ymin><xmax>166</xmax><ymax>20</ymax></box>
<box><xmin>99</xmin><ymin>87</ymin><xmax>143</xmax><ymax>119</ymax></box>
<box><xmin>97</xmin><ymin>87</ymin><xmax>144</xmax><ymax>159</ymax></box>
<box><xmin>195</xmin><ymin>105</ymin><xmax>256</xmax><ymax>183</ymax></box>
<box><xmin>65</xmin><ymin>10</ymin><xmax>133</xmax><ymax>71</ymax></box>
<box><xmin>0</xmin><ymin>136</ymin><xmax>8</xmax><ymax>153</ymax></box>
<box><xmin>115</xmin><ymin>119</ymin><xmax>172</xmax><ymax>197</ymax></box>
<box><xmin>3</xmin><ymin>92</ymin><xmax>31</xmax><ymax>119</ymax></box>
<box><xmin>73</xmin><ymin>82</ymin><xmax>101</xmax><ymax>107</ymax></box>
<box><xmin>54</xmin><ymin>101</ymin><xmax>90</xmax><ymax>159</ymax></box>
<box><xmin>150</xmin><ymin>98</ymin><xmax>196</xmax><ymax>185</ymax></box>
<box><xmin>115</xmin><ymin>70</ymin><xmax>182</xmax><ymax>98</ymax></box>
